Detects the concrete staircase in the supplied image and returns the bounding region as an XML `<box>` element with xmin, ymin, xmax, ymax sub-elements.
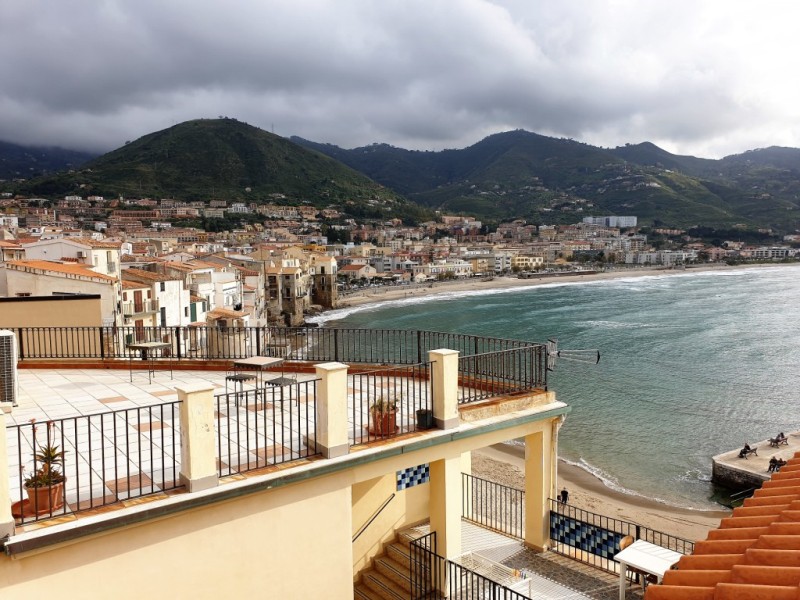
<box><xmin>355</xmin><ymin>531</ymin><xmax>430</xmax><ymax>600</ymax></box>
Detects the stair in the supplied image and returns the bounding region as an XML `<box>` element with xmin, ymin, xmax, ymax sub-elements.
<box><xmin>355</xmin><ymin>530</ymin><xmax>435</xmax><ymax>600</ymax></box>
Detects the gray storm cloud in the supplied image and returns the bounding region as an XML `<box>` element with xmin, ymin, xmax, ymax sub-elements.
<box><xmin>1</xmin><ymin>0</ymin><xmax>798</xmax><ymax>158</ymax></box>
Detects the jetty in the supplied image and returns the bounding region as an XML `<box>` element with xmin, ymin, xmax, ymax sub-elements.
<box><xmin>712</xmin><ymin>431</ymin><xmax>798</xmax><ymax>490</ymax></box>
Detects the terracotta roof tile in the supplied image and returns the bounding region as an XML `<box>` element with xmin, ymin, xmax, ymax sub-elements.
<box><xmin>646</xmin><ymin>451</ymin><xmax>800</xmax><ymax>600</ymax></box>
<box><xmin>4</xmin><ymin>259</ymin><xmax>117</xmax><ymax>281</ymax></box>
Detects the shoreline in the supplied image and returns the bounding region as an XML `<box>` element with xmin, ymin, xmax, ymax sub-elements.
<box><xmin>474</xmin><ymin>444</ymin><xmax>730</xmax><ymax>542</ymax></box>
<box><xmin>313</xmin><ymin>263</ymin><xmax>794</xmax><ymax>323</ymax></box>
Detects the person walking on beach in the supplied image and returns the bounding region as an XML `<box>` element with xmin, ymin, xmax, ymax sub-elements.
<box><xmin>560</xmin><ymin>488</ymin><xmax>569</xmax><ymax>504</ymax></box>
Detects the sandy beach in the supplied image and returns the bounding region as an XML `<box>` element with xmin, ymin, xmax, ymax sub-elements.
<box><xmin>473</xmin><ymin>444</ymin><xmax>730</xmax><ymax>542</ymax></box>
<box><xmin>335</xmin><ymin>265</ymin><xmax>751</xmax><ymax>311</ymax></box>
<box><xmin>329</xmin><ymin>264</ymin><xmax>759</xmax><ymax>541</ymax></box>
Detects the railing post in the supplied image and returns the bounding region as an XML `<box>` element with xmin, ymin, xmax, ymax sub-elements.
<box><xmin>15</xmin><ymin>328</ymin><xmax>24</xmax><ymax>360</ymax></box>
<box><xmin>99</xmin><ymin>326</ymin><xmax>106</xmax><ymax>360</ymax></box>
<box><xmin>175</xmin><ymin>327</ymin><xmax>182</xmax><ymax>360</ymax></box>
<box><xmin>333</xmin><ymin>328</ymin><xmax>340</xmax><ymax>362</ymax></box>
<box><xmin>176</xmin><ymin>383</ymin><xmax>218</xmax><ymax>492</ymax></box>
<box><xmin>314</xmin><ymin>362</ymin><xmax>349</xmax><ymax>458</ymax></box>
<box><xmin>429</xmin><ymin>349</ymin><xmax>459</xmax><ymax>430</ymax></box>
<box><xmin>0</xmin><ymin>406</ymin><xmax>15</xmax><ymax>539</ymax></box>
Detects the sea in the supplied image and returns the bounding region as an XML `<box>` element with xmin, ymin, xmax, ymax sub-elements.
<box><xmin>309</xmin><ymin>265</ymin><xmax>800</xmax><ymax>510</ymax></box>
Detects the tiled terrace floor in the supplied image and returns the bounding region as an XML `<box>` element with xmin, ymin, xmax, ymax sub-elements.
<box><xmin>7</xmin><ymin>365</ymin><xmax>432</xmax><ymax>519</ymax></box>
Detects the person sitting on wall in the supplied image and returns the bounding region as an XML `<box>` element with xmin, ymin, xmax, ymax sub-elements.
<box><xmin>769</xmin><ymin>456</ymin><xmax>778</xmax><ymax>472</ymax></box>
<box><xmin>776</xmin><ymin>458</ymin><xmax>787</xmax><ymax>471</ymax></box>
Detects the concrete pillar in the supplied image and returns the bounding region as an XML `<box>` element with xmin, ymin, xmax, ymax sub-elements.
<box><xmin>523</xmin><ymin>422</ymin><xmax>556</xmax><ymax>551</ymax></box>
<box><xmin>461</xmin><ymin>451</ymin><xmax>473</xmax><ymax>521</ymax></box>
<box><xmin>177</xmin><ymin>383</ymin><xmax>218</xmax><ymax>493</ymax></box>
<box><xmin>429</xmin><ymin>456</ymin><xmax>462</xmax><ymax>560</ymax></box>
<box><xmin>429</xmin><ymin>349</ymin><xmax>459</xmax><ymax>430</ymax></box>
<box><xmin>315</xmin><ymin>362</ymin><xmax>349</xmax><ymax>459</ymax></box>
<box><xmin>0</xmin><ymin>406</ymin><xmax>15</xmax><ymax>539</ymax></box>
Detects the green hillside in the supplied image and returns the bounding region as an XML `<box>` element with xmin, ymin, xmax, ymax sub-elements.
<box><xmin>295</xmin><ymin>132</ymin><xmax>800</xmax><ymax>231</ymax></box>
<box><xmin>20</xmin><ymin>119</ymin><xmax>426</xmax><ymax>221</ymax></box>
<box><xmin>0</xmin><ymin>141</ymin><xmax>96</xmax><ymax>180</ymax></box>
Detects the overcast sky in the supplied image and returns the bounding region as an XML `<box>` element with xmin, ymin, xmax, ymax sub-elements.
<box><xmin>3</xmin><ymin>1</ymin><xmax>800</xmax><ymax>158</ymax></box>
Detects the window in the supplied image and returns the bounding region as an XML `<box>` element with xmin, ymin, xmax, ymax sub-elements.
<box><xmin>160</xmin><ymin>282</ymin><xmax>166</xmax><ymax>292</ymax></box>
<box><xmin>184</xmin><ymin>307</ymin><xmax>189</xmax><ymax>317</ymax></box>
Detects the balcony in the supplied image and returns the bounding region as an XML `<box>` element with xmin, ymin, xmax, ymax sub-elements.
<box><xmin>121</xmin><ymin>298</ymin><xmax>159</xmax><ymax>316</ymax></box>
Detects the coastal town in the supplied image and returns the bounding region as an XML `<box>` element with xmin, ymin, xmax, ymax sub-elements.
<box><xmin>0</xmin><ymin>195</ymin><xmax>797</xmax><ymax>327</ymax></box>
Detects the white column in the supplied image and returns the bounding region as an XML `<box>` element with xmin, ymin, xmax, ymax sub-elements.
<box><xmin>0</xmin><ymin>406</ymin><xmax>15</xmax><ymax>538</ymax></box>
<box><xmin>429</xmin><ymin>349</ymin><xmax>459</xmax><ymax>430</ymax></box>
<box><xmin>315</xmin><ymin>362</ymin><xmax>349</xmax><ymax>458</ymax></box>
<box><xmin>177</xmin><ymin>383</ymin><xmax>218</xmax><ymax>493</ymax></box>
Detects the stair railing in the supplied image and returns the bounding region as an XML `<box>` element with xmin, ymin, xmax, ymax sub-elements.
<box><xmin>352</xmin><ymin>493</ymin><xmax>396</xmax><ymax>543</ymax></box>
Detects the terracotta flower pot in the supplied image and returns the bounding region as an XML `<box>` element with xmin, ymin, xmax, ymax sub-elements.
<box><xmin>25</xmin><ymin>482</ymin><xmax>65</xmax><ymax>513</ymax></box>
<box><xmin>369</xmin><ymin>410</ymin><xmax>398</xmax><ymax>436</ymax></box>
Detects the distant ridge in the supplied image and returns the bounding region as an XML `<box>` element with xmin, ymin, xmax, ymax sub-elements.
<box><xmin>294</xmin><ymin>131</ymin><xmax>800</xmax><ymax>231</ymax></box>
<box><xmin>0</xmin><ymin>140</ymin><xmax>96</xmax><ymax>180</ymax></box>
<box><xmin>17</xmin><ymin>118</ymin><xmax>427</xmax><ymax>221</ymax></box>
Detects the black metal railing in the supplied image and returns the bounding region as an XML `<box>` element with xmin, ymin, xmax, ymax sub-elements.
<box><xmin>214</xmin><ymin>379</ymin><xmax>319</xmax><ymax>476</ymax></box>
<box><xmin>462</xmin><ymin>473</ymin><xmax>525</xmax><ymax>540</ymax></box>
<box><xmin>10</xmin><ymin>325</ymin><xmax>544</xmax><ymax>370</ymax></box>
<box><xmin>458</xmin><ymin>346</ymin><xmax>547</xmax><ymax>404</ymax></box>
<box><xmin>9</xmin><ymin>402</ymin><xmax>183</xmax><ymax>524</ymax></box>
<box><xmin>349</xmin><ymin>362</ymin><xmax>433</xmax><ymax>446</ymax></box>
<box><xmin>549</xmin><ymin>498</ymin><xmax>695</xmax><ymax>574</ymax></box>
<box><xmin>409</xmin><ymin>530</ymin><xmax>529</xmax><ymax>599</ymax></box>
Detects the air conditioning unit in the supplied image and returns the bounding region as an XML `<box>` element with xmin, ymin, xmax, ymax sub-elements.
<box><xmin>0</xmin><ymin>330</ymin><xmax>18</xmax><ymax>406</ymax></box>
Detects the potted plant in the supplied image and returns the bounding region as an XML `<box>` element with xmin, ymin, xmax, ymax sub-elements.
<box><xmin>369</xmin><ymin>397</ymin><xmax>398</xmax><ymax>436</ymax></box>
<box><xmin>23</xmin><ymin>421</ymin><xmax>66</xmax><ymax>513</ymax></box>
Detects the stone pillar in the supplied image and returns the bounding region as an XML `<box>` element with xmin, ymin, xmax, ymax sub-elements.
<box><xmin>429</xmin><ymin>456</ymin><xmax>462</xmax><ymax>559</ymax></box>
<box><xmin>523</xmin><ymin>423</ymin><xmax>556</xmax><ymax>551</ymax></box>
<box><xmin>177</xmin><ymin>383</ymin><xmax>218</xmax><ymax>493</ymax></box>
<box><xmin>0</xmin><ymin>406</ymin><xmax>15</xmax><ymax>539</ymax></box>
<box><xmin>315</xmin><ymin>362</ymin><xmax>349</xmax><ymax>459</ymax></box>
<box><xmin>429</xmin><ymin>349</ymin><xmax>459</xmax><ymax>430</ymax></box>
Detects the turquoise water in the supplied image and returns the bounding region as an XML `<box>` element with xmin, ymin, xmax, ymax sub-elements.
<box><xmin>312</xmin><ymin>266</ymin><xmax>800</xmax><ymax>509</ymax></box>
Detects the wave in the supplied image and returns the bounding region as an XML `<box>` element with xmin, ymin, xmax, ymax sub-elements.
<box><xmin>308</xmin><ymin>266</ymin><xmax>799</xmax><ymax>325</ymax></box>
<box><xmin>307</xmin><ymin>282</ymin><xmax>591</xmax><ymax>324</ymax></box>
<box><xmin>559</xmin><ymin>456</ymin><xmax>720</xmax><ymax>512</ymax></box>
<box><xmin>582</xmin><ymin>320</ymin><xmax>663</xmax><ymax>330</ymax></box>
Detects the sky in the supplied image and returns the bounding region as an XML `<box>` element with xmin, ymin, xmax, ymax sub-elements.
<box><xmin>3</xmin><ymin>0</ymin><xmax>800</xmax><ymax>159</ymax></box>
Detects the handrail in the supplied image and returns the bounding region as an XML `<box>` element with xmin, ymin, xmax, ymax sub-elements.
<box><xmin>352</xmin><ymin>493</ymin><xmax>396</xmax><ymax>543</ymax></box>
<box><xmin>730</xmin><ymin>487</ymin><xmax>757</xmax><ymax>500</ymax></box>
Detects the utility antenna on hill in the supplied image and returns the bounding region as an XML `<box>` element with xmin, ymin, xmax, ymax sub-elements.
<box><xmin>546</xmin><ymin>338</ymin><xmax>600</xmax><ymax>372</ymax></box>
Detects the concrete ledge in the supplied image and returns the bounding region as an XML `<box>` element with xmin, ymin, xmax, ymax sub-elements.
<box><xmin>180</xmin><ymin>473</ymin><xmax>219</xmax><ymax>493</ymax></box>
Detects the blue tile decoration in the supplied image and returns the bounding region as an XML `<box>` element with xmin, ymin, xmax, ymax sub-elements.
<box><xmin>397</xmin><ymin>464</ymin><xmax>430</xmax><ymax>490</ymax></box>
<box><xmin>549</xmin><ymin>513</ymin><xmax>623</xmax><ymax>559</ymax></box>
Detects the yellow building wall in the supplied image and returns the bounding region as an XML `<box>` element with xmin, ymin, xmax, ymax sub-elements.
<box><xmin>0</xmin><ymin>475</ymin><xmax>354</xmax><ymax>600</ymax></box>
<box><xmin>352</xmin><ymin>471</ymin><xmax>429</xmax><ymax>576</ymax></box>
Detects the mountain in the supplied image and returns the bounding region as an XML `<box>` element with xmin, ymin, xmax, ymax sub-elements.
<box><xmin>294</xmin><ymin>132</ymin><xmax>800</xmax><ymax>231</ymax></box>
<box><xmin>17</xmin><ymin>119</ymin><xmax>426</xmax><ymax>221</ymax></box>
<box><xmin>0</xmin><ymin>141</ymin><xmax>96</xmax><ymax>180</ymax></box>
